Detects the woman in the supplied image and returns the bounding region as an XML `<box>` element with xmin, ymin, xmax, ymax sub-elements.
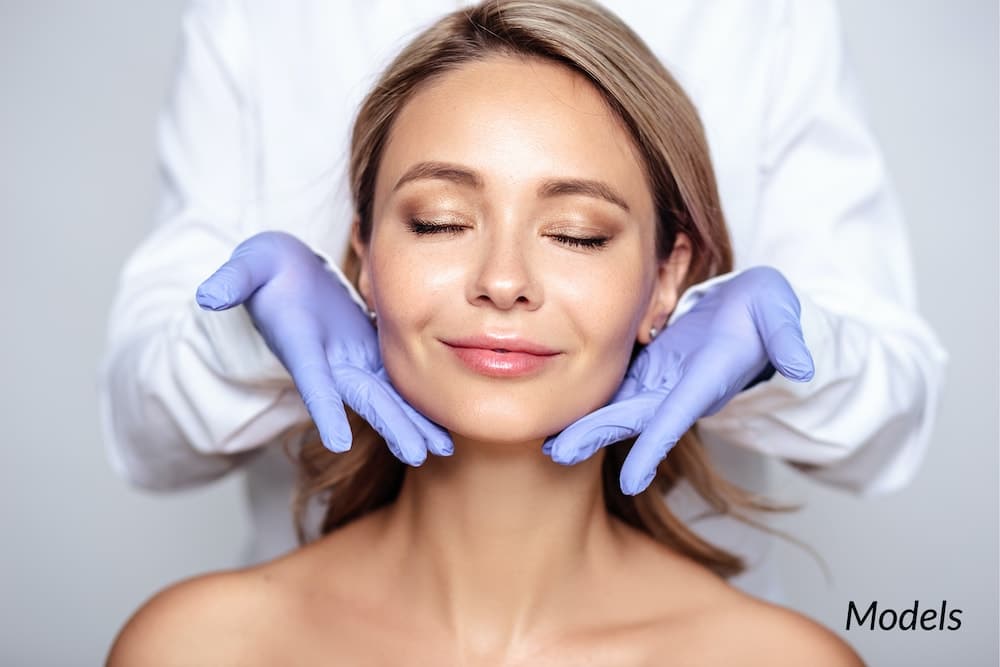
<box><xmin>108</xmin><ymin>1</ymin><xmax>863</xmax><ymax>664</ymax></box>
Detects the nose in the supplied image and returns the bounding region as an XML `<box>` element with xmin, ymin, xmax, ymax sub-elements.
<box><xmin>467</xmin><ymin>228</ymin><xmax>542</xmax><ymax>312</ymax></box>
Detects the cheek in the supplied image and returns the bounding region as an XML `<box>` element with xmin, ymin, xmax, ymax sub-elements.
<box><xmin>367</xmin><ymin>226</ymin><xmax>463</xmax><ymax>314</ymax></box>
<box><xmin>554</xmin><ymin>262</ymin><xmax>648</xmax><ymax>409</ymax></box>
<box><xmin>365</xmin><ymin>234</ymin><xmax>462</xmax><ymax>419</ymax></box>
<box><xmin>367</xmin><ymin>242</ymin><xmax>436</xmax><ymax>362</ymax></box>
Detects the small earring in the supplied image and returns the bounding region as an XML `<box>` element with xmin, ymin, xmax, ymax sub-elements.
<box><xmin>649</xmin><ymin>326</ymin><xmax>659</xmax><ymax>340</ymax></box>
<box><xmin>367</xmin><ymin>308</ymin><xmax>377</xmax><ymax>323</ymax></box>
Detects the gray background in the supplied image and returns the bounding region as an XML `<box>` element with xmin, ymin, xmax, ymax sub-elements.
<box><xmin>1</xmin><ymin>1</ymin><xmax>996</xmax><ymax>665</ymax></box>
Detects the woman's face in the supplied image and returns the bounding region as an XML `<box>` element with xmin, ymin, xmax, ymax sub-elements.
<box><xmin>353</xmin><ymin>55</ymin><xmax>689</xmax><ymax>446</ymax></box>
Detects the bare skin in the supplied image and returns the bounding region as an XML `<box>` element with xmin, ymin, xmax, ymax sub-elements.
<box><xmin>107</xmin><ymin>502</ymin><xmax>863</xmax><ymax>666</ymax></box>
<box><xmin>108</xmin><ymin>56</ymin><xmax>864</xmax><ymax>666</ymax></box>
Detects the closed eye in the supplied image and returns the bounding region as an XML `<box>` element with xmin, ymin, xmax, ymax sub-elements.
<box><xmin>406</xmin><ymin>218</ymin><xmax>609</xmax><ymax>250</ymax></box>
<box><xmin>554</xmin><ymin>234</ymin><xmax>608</xmax><ymax>249</ymax></box>
<box><xmin>407</xmin><ymin>219</ymin><xmax>466</xmax><ymax>236</ymax></box>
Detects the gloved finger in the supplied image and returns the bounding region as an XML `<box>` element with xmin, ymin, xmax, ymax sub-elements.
<box><xmin>547</xmin><ymin>393</ymin><xmax>663</xmax><ymax>465</ymax></box>
<box><xmin>753</xmin><ymin>299</ymin><xmax>814</xmax><ymax>381</ymax></box>
<box><xmin>330</xmin><ymin>364</ymin><xmax>429</xmax><ymax>466</ymax></box>
<box><xmin>195</xmin><ymin>252</ymin><xmax>272</xmax><ymax>311</ymax></box>
<box><xmin>618</xmin><ymin>420</ymin><xmax>679</xmax><ymax>496</ymax></box>
<box><xmin>374</xmin><ymin>367</ymin><xmax>454</xmax><ymax>458</ymax></box>
<box><xmin>541</xmin><ymin>370</ymin><xmax>643</xmax><ymax>459</ymax></box>
<box><xmin>400</xmin><ymin>401</ymin><xmax>454</xmax><ymax>458</ymax></box>
<box><xmin>618</xmin><ymin>355</ymin><xmax>731</xmax><ymax>495</ymax></box>
<box><xmin>281</xmin><ymin>338</ymin><xmax>354</xmax><ymax>452</ymax></box>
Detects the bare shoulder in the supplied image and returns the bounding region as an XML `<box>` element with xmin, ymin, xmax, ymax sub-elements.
<box><xmin>606</xmin><ymin>524</ymin><xmax>865</xmax><ymax>666</ymax></box>
<box><xmin>106</xmin><ymin>567</ymin><xmax>288</xmax><ymax>667</ymax></box>
<box><xmin>684</xmin><ymin>594</ymin><xmax>867</xmax><ymax>667</ymax></box>
<box><xmin>104</xmin><ymin>524</ymin><xmax>379</xmax><ymax>667</ymax></box>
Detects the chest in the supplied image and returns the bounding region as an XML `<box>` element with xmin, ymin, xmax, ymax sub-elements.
<box><xmin>258</xmin><ymin>622</ymin><xmax>672</xmax><ymax>667</ymax></box>
<box><xmin>259</xmin><ymin>591</ymin><xmax>745</xmax><ymax>667</ymax></box>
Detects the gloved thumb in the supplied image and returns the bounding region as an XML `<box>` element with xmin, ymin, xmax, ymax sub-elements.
<box><xmin>756</xmin><ymin>306</ymin><xmax>814</xmax><ymax>381</ymax></box>
<box><xmin>196</xmin><ymin>253</ymin><xmax>272</xmax><ymax>311</ymax></box>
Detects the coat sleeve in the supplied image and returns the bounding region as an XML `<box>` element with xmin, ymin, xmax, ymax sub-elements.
<box><xmin>692</xmin><ymin>0</ymin><xmax>948</xmax><ymax>496</ymax></box>
<box><xmin>97</xmin><ymin>0</ymin><xmax>358</xmax><ymax>491</ymax></box>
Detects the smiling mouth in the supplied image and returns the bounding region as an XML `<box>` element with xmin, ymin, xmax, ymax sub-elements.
<box><xmin>446</xmin><ymin>344</ymin><xmax>559</xmax><ymax>378</ymax></box>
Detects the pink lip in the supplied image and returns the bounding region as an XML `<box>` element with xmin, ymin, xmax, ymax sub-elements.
<box><xmin>441</xmin><ymin>335</ymin><xmax>561</xmax><ymax>378</ymax></box>
<box><xmin>442</xmin><ymin>334</ymin><xmax>559</xmax><ymax>356</ymax></box>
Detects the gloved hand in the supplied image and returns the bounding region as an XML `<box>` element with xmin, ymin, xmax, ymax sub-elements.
<box><xmin>195</xmin><ymin>230</ymin><xmax>454</xmax><ymax>465</ymax></box>
<box><xmin>543</xmin><ymin>266</ymin><xmax>815</xmax><ymax>495</ymax></box>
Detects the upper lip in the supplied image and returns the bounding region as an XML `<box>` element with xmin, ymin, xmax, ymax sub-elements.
<box><xmin>442</xmin><ymin>334</ymin><xmax>560</xmax><ymax>356</ymax></box>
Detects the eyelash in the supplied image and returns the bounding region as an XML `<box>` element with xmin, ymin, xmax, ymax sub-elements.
<box><xmin>406</xmin><ymin>218</ymin><xmax>609</xmax><ymax>249</ymax></box>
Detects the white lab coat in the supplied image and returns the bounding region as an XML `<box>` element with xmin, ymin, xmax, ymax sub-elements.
<box><xmin>98</xmin><ymin>0</ymin><xmax>947</xmax><ymax>603</ymax></box>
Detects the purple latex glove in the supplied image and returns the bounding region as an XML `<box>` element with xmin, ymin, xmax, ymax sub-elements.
<box><xmin>543</xmin><ymin>266</ymin><xmax>815</xmax><ymax>495</ymax></box>
<box><xmin>195</xmin><ymin>231</ymin><xmax>453</xmax><ymax>465</ymax></box>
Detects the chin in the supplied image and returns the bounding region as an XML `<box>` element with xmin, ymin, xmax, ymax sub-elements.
<box><xmin>423</xmin><ymin>397</ymin><xmax>583</xmax><ymax>446</ymax></box>
<box><xmin>446</xmin><ymin>423</ymin><xmax>555</xmax><ymax>447</ymax></box>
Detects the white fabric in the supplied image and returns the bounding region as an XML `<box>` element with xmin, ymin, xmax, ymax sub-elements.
<box><xmin>98</xmin><ymin>0</ymin><xmax>948</xmax><ymax>603</ymax></box>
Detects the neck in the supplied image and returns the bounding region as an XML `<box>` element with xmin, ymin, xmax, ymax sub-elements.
<box><xmin>380</xmin><ymin>435</ymin><xmax>623</xmax><ymax>650</ymax></box>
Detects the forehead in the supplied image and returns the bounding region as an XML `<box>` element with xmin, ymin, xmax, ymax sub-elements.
<box><xmin>374</xmin><ymin>55</ymin><xmax>652</xmax><ymax>213</ymax></box>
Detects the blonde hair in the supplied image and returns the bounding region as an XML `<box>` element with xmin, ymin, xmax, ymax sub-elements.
<box><xmin>289</xmin><ymin>0</ymin><xmax>808</xmax><ymax>579</ymax></box>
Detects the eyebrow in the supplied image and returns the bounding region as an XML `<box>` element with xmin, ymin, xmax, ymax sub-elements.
<box><xmin>392</xmin><ymin>160</ymin><xmax>631</xmax><ymax>213</ymax></box>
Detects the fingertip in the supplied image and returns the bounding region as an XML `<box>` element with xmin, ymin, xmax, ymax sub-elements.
<box><xmin>386</xmin><ymin>435</ymin><xmax>427</xmax><ymax>466</ymax></box>
<box><xmin>404</xmin><ymin>439</ymin><xmax>430</xmax><ymax>466</ymax></box>
<box><xmin>552</xmin><ymin>453</ymin><xmax>578</xmax><ymax>466</ymax></box>
<box><xmin>549</xmin><ymin>441</ymin><xmax>579</xmax><ymax>465</ymax></box>
<box><xmin>195</xmin><ymin>283</ymin><xmax>232</xmax><ymax>311</ymax></box>
<box><xmin>621</xmin><ymin>468</ymin><xmax>655</xmax><ymax>496</ymax></box>
<box><xmin>620</xmin><ymin>433</ymin><xmax>676</xmax><ymax>496</ymax></box>
<box><xmin>777</xmin><ymin>353</ymin><xmax>815</xmax><ymax>381</ymax></box>
<box><xmin>320</xmin><ymin>431</ymin><xmax>352</xmax><ymax>453</ymax></box>
<box><xmin>315</xmin><ymin>410</ymin><xmax>355</xmax><ymax>454</ymax></box>
<box><xmin>547</xmin><ymin>429</ymin><xmax>586</xmax><ymax>464</ymax></box>
<box><xmin>430</xmin><ymin>437</ymin><xmax>454</xmax><ymax>457</ymax></box>
<box><xmin>793</xmin><ymin>367</ymin><xmax>815</xmax><ymax>382</ymax></box>
<box><xmin>772</xmin><ymin>326</ymin><xmax>814</xmax><ymax>381</ymax></box>
<box><xmin>382</xmin><ymin>440</ymin><xmax>409</xmax><ymax>465</ymax></box>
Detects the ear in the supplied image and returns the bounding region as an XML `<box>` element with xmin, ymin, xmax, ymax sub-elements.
<box><xmin>637</xmin><ymin>232</ymin><xmax>692</xmax><ymax>345</ymax></box>
<box><xmin>350</xmin><ymin>215</ymin><xmax>375</xmax><ymax>311</ymax></box>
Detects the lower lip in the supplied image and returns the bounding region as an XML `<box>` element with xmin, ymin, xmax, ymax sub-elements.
<box><xmin>446</xmin><ymin>345</ymin><xmax>558</xmax><ymax>378</ymax></box>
